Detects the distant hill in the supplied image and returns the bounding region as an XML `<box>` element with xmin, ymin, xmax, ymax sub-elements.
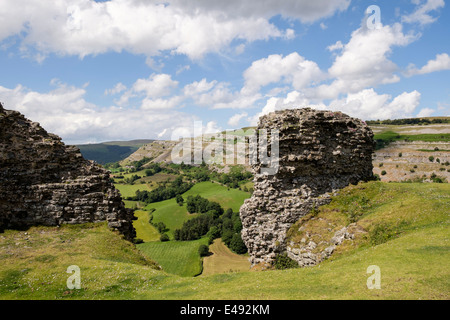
<box><xmin>76</xmin><ymin>139</ymin><xmax>154</xmax><ymax>164</ymax></box>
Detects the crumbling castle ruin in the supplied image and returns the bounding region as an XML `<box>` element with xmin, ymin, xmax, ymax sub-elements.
<box><xmin>239</xmin><ymin>108</ymin><xmax>375</xmax><ymax>266</ymax></box>
<box><xmin>0</xmin><ymin>103</ymin><xmax>136</xmax><ymax>240</ymax></box>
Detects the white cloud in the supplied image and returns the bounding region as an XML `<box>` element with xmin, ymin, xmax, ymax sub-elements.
<box><xmin>416</xmin><ymin>107</ymin><xmax>435</xmax><ymax>117</ymax></box>
<box><xmin>249</xmin><ymin>88</ymin><xmax>422</xmax><ymax>125</ymax></box>
<box><xmin>166</xmin><ymin>0</ymin><xmax>351</xmax><ymax>23</ymax></box>
<box><xmin>405</xmin><ymin>53</ymin><xmax>450</xmax><ymax>76</ymax></box>
<box><xmin>114</xmin><ymin>73</ymin><xmax>180</xmax><ymax>108</ymax></box>
<box><xmin>227</xmin><ymin>112</ymin><xmax>248</xmax><ymax>127</ymax></box>
<box><xmin>329</xmin><ymin>89</ymin><xmax>421</xmax><ymax>120</ymax></box>
<box><xmin>327</xmin><ymin>40</ymin><xmax>343</xmax><ymax>52</ymax></box>
<box><xmin>184</xmin><ymin>79</ymin><xmax>261</xmax><ymax>110</ymax></box>
<box><xmin>176</xmin><ymin>65</ymin><xmax>191</xmax><ymax>75</ymax></box>
<box><xmin>183</xmin><ymin>79</ymin><xmax>218</xmax><ymax>97</ymax></box>
<box><xmin>402</xmin><ymin>0</ymin><xmax>445</xmax><ymax>25</ymax></box>
<box><xmin>0</xmin><ymin>0</ymin><xmax>350</xmax><ymax>61</ymax></box>
<box><xmin>312</xmin><ymin>23</ymin><xmax>417</xmax><ymax>100</ymax></box>
<box><xmin>140</xmin><ymin>96</ymin><xmax>183</xmax><ymax>111</ymax></box>
<box><xmin>249</xmin><ymin>90</ymin><xmax>318</xmax><ymax>125</ymax></box>
<box><xmin>132</xmin><ymin>74</ymin><xmax>178</xmax><ymax>98</ymax></box>
<box><xmin>0</xmin><ymin>82</ymin><xmax>196</xmax><ymax>144</ymax></box>
<box><xmin>242</xmin><ymin>52</ymin><xmax>324</xmax><ymax>95</ymax></box>
<box><xmin>104</xmin><ymin>82</ymin><xmax>126</xmax><ymax>96</ymax></box>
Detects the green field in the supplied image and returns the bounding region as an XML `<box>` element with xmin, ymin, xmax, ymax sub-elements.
<box><xmin>1</xmin><ymin>182</ymin><xmax>448</xmax><ymax>300</ymax></box>
<box><xmin>373</xmin><ymin>130</ymin><xmax>450</xmax><ymax>149</ymax></box>
<box><xmin>114</xmin><ymin>183</ymin><xmax>152</xmax><ymax>198</ymax></box>
<box><xmin>133</xmin><ymin>210</ymin><xmax>160</xmax><ymax>242</ymax></box>
<box><xmin>181</xmin><ymin>181</ymin><xmax>251</xmax><ymax>212</ymax></box>
<box><xmin>144</xmin><ymin>198</ymin><xmax>195</xmax><ymax>239</ymax></box>
<box><xmin>137</xmin><ymin>238</ymin><xmax>209</xmax><ymax>277</ymax></box>
<box><xmin>143</xmin><ymin>181</ymin><xmax>251</xmax><ymax>239</ymax></box>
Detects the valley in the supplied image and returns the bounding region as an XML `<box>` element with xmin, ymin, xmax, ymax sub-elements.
<box><xmin>83</xmin><ymin>119</ymin><xmax>449</xmax><ymax>279</ymax></box>
<box><xmin>1</xmin><ymin>116</ymin><xmax>449</xmax><ymax>300</ymax></box>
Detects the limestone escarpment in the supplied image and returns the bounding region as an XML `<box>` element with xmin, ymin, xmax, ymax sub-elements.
<box><xmin>0</xmin><ymin>103</ymin><xmax>136</xmax><ymax>240</ymax></box>
<box><xmin>239</xmin><ymin>108</ymin><xmax>374</xmax><ymax>266</ymax></box>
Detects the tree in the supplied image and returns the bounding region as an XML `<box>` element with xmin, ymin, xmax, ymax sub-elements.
<box><xmin>198</xmin><ymin>244</ymin><xmax>209</xmax><ymax>257</ymax></box>
<box><xmin>221</xmin><ymin>229</ymin><xmax>234</xmax><ymax>246</ymax></box>
<box><xmin>160</xmin><ymin>233</ymin><xmax>169</xmax><ymax>242</ymax></box>
<box><xmin>155</xmin><ymin>222</ymin><xmax>167</xmax><ymax>234</ymax></box>
<box><xmin>206</xmin><ymin>201</ymin><xmax>224</xmax><ymax>218</ymax></box>
<box><xmin>176</xmin><ymin>194</ymin><xmax>184</xmax><ymax>206</ymax></box>
<box><xmin>224</xmin><ymin>208</ymin><xmax>233</xmax><ymax>219</ymax></box>
<box><xmin>229</xmin><ymin>233</ymin><xmax>247</xmax><ymax>254</ymax></box>
<box><xmin>206</xmin><ymin>226</ymin><xmax>221</xmax><ymax>242</ymax></box>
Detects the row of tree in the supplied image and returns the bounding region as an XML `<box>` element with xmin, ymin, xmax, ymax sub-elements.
<box><xmin>130</xmin><ymin>176</ymin><xmax>193</xmax><ymax>203</ymax></box>
<box><xmin>366</xmin><ymin>118</ymin><xmax>449</xmax><ymax>125</ymax></box>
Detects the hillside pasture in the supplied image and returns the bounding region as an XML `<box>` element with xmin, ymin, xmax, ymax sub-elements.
<box><xmin>137</xmin><ymin>238</ymin><xmax>209</xmax><ymax>277</ymax></box>
<box><xmin>201</xmin><ymin>239</ymin><xmax>250</xmax><ymax>276</ymax></box>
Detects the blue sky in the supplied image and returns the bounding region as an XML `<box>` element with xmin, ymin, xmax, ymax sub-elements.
<box><xmin>0</xmin><ymin>0</ymin><xmax>449</xmax><ymax>144</ymax></box>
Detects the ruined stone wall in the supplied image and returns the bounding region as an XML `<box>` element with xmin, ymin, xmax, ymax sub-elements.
<box><xmin>0</xmin><ymin>103</ymin><xmax>136</xmax><ymax>240</ymax></box>
<box><xmin>239</xmin><ymin>108</ymin><xmax>374</xmax><ymax>266</ymax></box>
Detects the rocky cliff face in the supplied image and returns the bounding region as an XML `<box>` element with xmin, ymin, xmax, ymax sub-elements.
<box><xmin>239</xmin><ymin>108</ymin><xmax>374</xmax><ymax>267</ymax></box>
<box><xmin>0</xmin><ymin>103</ymin><xmax>136</xmax><ymax>240</ymax></box>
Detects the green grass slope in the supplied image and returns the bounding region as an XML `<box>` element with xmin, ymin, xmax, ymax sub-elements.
<box><xmin>137</xmin><ymin>238</ymin><xmax>209</xmax><ymax>277</ymax></box>
<box><xmin>1</xmin><ymin>182</ymin><xmax>448</xmax><ymax>300</ymax></box>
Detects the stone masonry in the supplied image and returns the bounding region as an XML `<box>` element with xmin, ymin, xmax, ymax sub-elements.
<box><xmin>239</xmin><ymin>108</ymin><xmax>374</xmax><ymax>266</ymax></box>
<box><xmin>0</xmin><ymin>103</ymin><xmax>136</xmax><ymax>240</ymax></box>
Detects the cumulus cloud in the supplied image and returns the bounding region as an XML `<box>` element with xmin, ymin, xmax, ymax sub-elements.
<box><xmin>104</xmin><ymin>82</ymin><xmax>126</xmax><ymax>96</ymax></box>
<box><xmin>227</xmin><ymin>112</ymin><xmax>248</xmax><ymax>127</ymax></box>
<box><xmin>402</xmin><ymin>0</ymin><xmax>445</xmax><ymax>25</ymax></box>
<box><xmin>312</xmin><ymin>23</ymin><xmax>417</xmax><ymax>100</ymax></box>
<box><xmin>132</xmin><ymin>74</ymin><xmax>178</xmax><ymax>98</ymax></box>
<box><xmin>249</xmin><ymin>88</ymin><xmax>422</xmax><ymax>125</ymax></box>
<box><xmin>330</xmin><ymin>89</ymin><xmax>421</xmax><ymax>120</ymax></box>
<box><xmin>114</xmin><ymin>73</ymin><xmax>180</xmax><ymax>109</ymax></box>
<box><xmin>0</xmin><ymin>82</ymin><xmax>197</xmax><ymax>144</ymax></box>
<box><xmin>165</xmin><ymin>0</ymin><xmax>351</xmax><ymax>23</ymax></box>
<box><xmin>242</xmin><ymin>52</ymin><xmax>324</xmax><ymax>95</ymax></box>
<box><xmin>405</xmin><ymin>53</ymin><xmax>450</xmax><ymax>76</ymax></box>
<box><xmin>0</xmin><ymin>0</ymin><xmax>350</xmax><ymax>61</ymax></box>
<box><xmin>416</xmin><ymin>107</ymin><xmax>435</xmax><ymax>117</ymax></box>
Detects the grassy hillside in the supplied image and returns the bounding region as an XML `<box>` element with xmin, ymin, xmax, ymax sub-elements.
<box><xmin>133</xmin><ymin>210</ymin><xmax>160</xmax><ymax>242</ymax></box>
<box><xmin>137</xmin><ymin>238</ymin><xmax>209</xmax><ymax>277</ymax></box>
<box><xmin>77</xmin><ymin>140</ymin><xmax>153</xmax><ymax>164</ymax></box>
<box><xmin>1</xmin><ymin>181</ymin><xmax>448</xmax><ymax>300</ymax></box>
<box><xmin>201</xmin><ymin>239</ymin><xmax>250</xmax><ymax>276</ymax></box>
